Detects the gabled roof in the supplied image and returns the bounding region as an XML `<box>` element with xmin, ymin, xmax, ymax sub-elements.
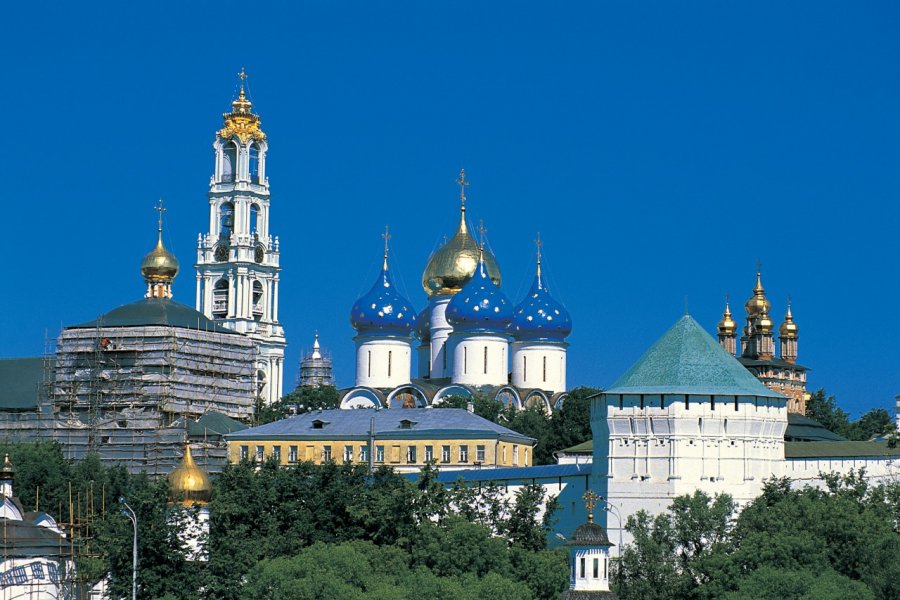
<box><xmin>69</xmin><ymin>298</ymin><xmax>235</xmax><ymax>334</ymax></box>
<box><xmin>784</xmin><ymin>413</ymin><xmax>845</xmax><ymax>442</ymax></box>
<box><xmin>604</xmin><ymin>315</ymin><xmax>784</xmax><ymax>398</ymax></box>
<box><xmin>226</xmin><ymin>408</ymin><xmax>536</xmax><ymax>445</ymax></box>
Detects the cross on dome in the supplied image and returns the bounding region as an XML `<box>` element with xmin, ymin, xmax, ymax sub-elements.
<box><xmin>583</xmin><ymin>489</ymin><xmax>600</xmax><ymax>523</ymax></box>
<box><xmin>456</xmin><ymin>168</ymin><xmax>469</xmax><ymax>210</ymax></box>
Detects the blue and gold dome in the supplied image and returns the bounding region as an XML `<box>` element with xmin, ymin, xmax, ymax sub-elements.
<box><xmin>350</xmin><ymin>246</ymin><xmax>416</xmax><ymax>337</ymax></box>
<box><xmin>512</xmin><ymin>257</ymin><xmax>572</xmax><ymax>342</ymax></box>
<box><xmin>446</xmin><ymin>254</ymin><xmax>513</xmax><ymax>333</ymax></box>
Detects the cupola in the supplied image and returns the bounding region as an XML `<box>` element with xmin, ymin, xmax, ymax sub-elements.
<box><xmin>512</xmin><ymin>239</ymin><xmax>572</xmax><ymax>341</ymax></box>
<box><xmin>779</xmin><ymin>300</ymin><xmax>799</xmax><ymax>338</ymax></box>
<box><xmin>168</xmin><ymin>446</ymin><xmax>212</xmax><ymax>506</ymax></box>
<box><xmin>141</xmin><ymin>200</ymin><xmax>179</xmax><ymax>299</ymax></box>
<box><xmin>744</xmin><ymin>268</ymin><xmax>771</xmax><ymax>317</ymax></box>
<box><xmin>445</xmin><ymin>249</ymin><xmax>513</xmax><ymax>334</ymax></box>
<box><xmin>350</xmin><ymin>229</ymin><xmax>416</xmax><ymax>337</ymax></box>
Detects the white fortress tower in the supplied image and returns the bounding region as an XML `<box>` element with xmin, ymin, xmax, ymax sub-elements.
<box><xmin>510</xmin><ymin>237</ymin><xmax>572</xmax><ymax>394</ymax></box>
<box><xmin>349</xmin><ymin>230</ymin><xmax>416</xmax><ymax>389</ymax></box>
<box><xmin>195</xmin><ymin>70</ymin><xmax>286</xmax><ymax>404</ymax></box>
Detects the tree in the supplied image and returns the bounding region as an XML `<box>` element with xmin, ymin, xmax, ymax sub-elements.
<box><xmin>433</xmin><ymin>393</ymin><xmax>504</xmax><ymax>422</ymax></box>
<box><xmin>805</xmin><ymin>389</ymin><xmax>897</xmax><ymax>441</ymax></box>
<box><xmin>256</xmin><ymin>385</ymin><xmax>341</xmax><ymax>425</ymax></box>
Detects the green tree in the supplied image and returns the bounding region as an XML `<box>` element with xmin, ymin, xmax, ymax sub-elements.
<box><xmin>433</xmin><ymin>393</ymin><xmax>504</xmax><ymax>421</ymax></box>
<box><xmin>806</xmin><ymin>389</ymin><xmax>852</xmax><ymax>437</ymax></box>
<box><xmin>256</xmin><ymin>385</ymin><xmax>341</xmax><ymax>424</ymax></box>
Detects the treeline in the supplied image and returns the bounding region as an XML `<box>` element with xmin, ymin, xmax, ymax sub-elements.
<box><xmin>0</xmin><ymin>442</ymin><xmax>568</xmax><ymax>600</ymax></box>
<box><xmin>616</xmin><ymin>472</ymin><xmax>900</xmax><ymax>600</ymax></box>
<box><xmin>806</xmin><ymin>389</ymin><xmax>898</xmax><ymax>442</ymax></box>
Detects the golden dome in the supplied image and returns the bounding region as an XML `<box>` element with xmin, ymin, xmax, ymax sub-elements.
<box><xmin>779</xmin><ymin>302</ymin><xmax>799</xmax><ymax>338</ymax></box>
<box><xmin>141</xmin><ymin>232</ymin><xmax>180</xmax><ymax>284</ymax></box>
<box><xmin>422</xmin><ymin>170</ymin><xmax>501</xmax><ymax>296</ymax></box>
<box><xmin>717</xmin><ymin>300</ymin><xmax>737</xmax><ymax>335</ymax></box>
<box><xmin>744</xmin><ymin>269</ymin><xmax>771</xmax><ymax>317</ymax></box>
<box><xmin>756</xmin><ymin>308</ymin><xmax>774</xmax><ymax>333</ymax></box>
<box><xmin>168</xmin><ymin>446</ymin><xmax>212</xmax><ymax>506</ymax></box>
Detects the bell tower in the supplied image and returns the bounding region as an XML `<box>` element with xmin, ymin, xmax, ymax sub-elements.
<box><xmin>195</xmin><ymin>69</ymin><xmax>286</xmax><ymax>405</ymax></box>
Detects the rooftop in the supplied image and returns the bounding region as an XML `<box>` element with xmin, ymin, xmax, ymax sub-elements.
<box><xmin>226</xmin><ymin>408</ymin><xmax>536</xmax><ymax>445</ymax></box>
<box><xmin>784</xmin><ymin>413</ymin><xmax>845</xmax><ymax>442</ymax></box>
<box><xmin>604</xmin><ymin>315</ymin><xmax>784</xmax><ymax>398</ymax></box>
<box><xmin>69</xmin><ymin>298</ymin><xmax>235</xmax><ymax>334</ymax></box>
<box><xmin>785</xmin><ymin>441</ymin><xmax>900</xmax><ymax>459</ymax></box>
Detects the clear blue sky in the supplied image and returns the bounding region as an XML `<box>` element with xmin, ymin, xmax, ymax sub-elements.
<box><xmin>2</xmin><ymin>2</ymin><xmax>898</xmax><ymax>417</ymax></box>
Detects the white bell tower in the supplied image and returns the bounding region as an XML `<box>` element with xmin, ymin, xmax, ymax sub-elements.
<box><xmin>195</xmin><ymin>69</ymin><xmax>286</xmax><ymax>405</ymax></box>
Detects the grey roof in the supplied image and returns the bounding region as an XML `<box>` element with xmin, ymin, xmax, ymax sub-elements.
<box><xmin>739</xmin><ymin>357</ymin><xmax>809</xmax><ymax>372</ymax></box>
<box><xmin>569</xmin><ymin>521</ymin><xmax>613</xmax><ymax>547</ymax></box>
<box><xmin>69</xmin><ymin>298</ymin><xmax>235</xmax><ymax>334</ymax></box>
<box><xmin>226</xmin><ymin>408</ymin><xmax>536</xmax><ymax>445</ymax></box>
<box><xmin>604</xmin><ymin>315</ymin><xmax>784</xmax><ymax>398</ymax></box>
<box><xmin>173</xmin><ymin>411</ymin><xmax>248</xmax><ymax>439</ymax></box>
<box><xmin>0</xmin><ymin>357</ymin><xmax>45</xmax><ymax>410</ymax></box>
<box><xmin>784</xmin><ymin>413</ymin><xmax>845</xmax><ymax>442</ymax></box>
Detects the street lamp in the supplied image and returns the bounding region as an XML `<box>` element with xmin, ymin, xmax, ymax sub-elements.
<box><xmin>118</xmin><ymin>496</ymin><xmax>138</xmax><ymax>600</ymax></box>
<box><xmin>599</xmin><ymin>497</ymin><xmax>624</xmax><ymax>559</ymax></box>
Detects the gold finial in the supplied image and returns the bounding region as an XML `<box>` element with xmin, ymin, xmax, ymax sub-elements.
<box><xmin>381</xmin><ymin>225</ymin><xmax>391</xmax><ymax>269</ymax></box>
<box><xmin>456</xmin><ymin>168</ymin><xmax>470</xmax><ymax>211</ymax></box>
<box><xmin>534</xmin><ymin>232</ymin><xmax>543</xmax><ymax>278</ymax></box>
<box><xmin>583</xmin><ymin>489</ymin><xmax>600</xmax><ymax>524</ymax></box>
<box><xmin>755</xmin><ymin>260</ymin><xmax>763</xmax><ymax>292</ymax></box>
<box><xmin>477</xmin><ymin>220</ymin><xmax>487</xmax><ymax>261</ymax></box>
<box><xmin>237</xmin><ymin>67</ymin><xmax>248</xmax><ymax>95</ymax></box>
<box><xmin>724</xmin><ymin>293</ymin><xmax>731</xmax><ymax>314</ymax></box>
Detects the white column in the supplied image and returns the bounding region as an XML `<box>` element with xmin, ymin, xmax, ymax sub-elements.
<box><xmin>227</xmin><ymin>273</ymin><xmax>235</xmax><ymax>318</ymax></box>
<box><xmin>195</xmin><ymin>274</ymin><xmax>202</xmax><ymax>311</ymax></box>
<box><xmin>273</xmin><ymin>276</ymin><xmax>280</xmax><ymax>322</ymax></box>
<box><xmin>428</xmin><ymin>297</ymin><xmax>453</xmax><ymax>378</ymax></box>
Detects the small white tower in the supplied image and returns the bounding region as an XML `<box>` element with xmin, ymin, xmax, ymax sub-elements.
<box><xmin>445</xmin><ymin>231</ymin><xmax>513</xmax><ymax>387</ymax></box>
<box><xmin>510</xmin><ymin>235</ymin><xmax>572</xmax><ymax>395</ymax></box>
<box><xmin>299</xmin><ymin>334</ymin><xmax>335</xmax><ymax>387</ymax></box>
<box><xmin>349</xmin><ymin>228</ymin><xmax>416</xmax><ymax>389</ymax></box>
<box><xmin>195</xmin><ymin>69</ymin><xmax>286</xmax><ymax>405</ymax></box>
<box><xmin>560</xmin><ymin>490</ymin><xmax>617</xmax><ymax>599</ymax></box>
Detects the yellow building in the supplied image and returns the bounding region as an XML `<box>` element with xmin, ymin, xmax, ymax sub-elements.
<box><xmin>225</xmin><ymin>408</ymin><xmax>536</xmax><ymax>472</ymax></box>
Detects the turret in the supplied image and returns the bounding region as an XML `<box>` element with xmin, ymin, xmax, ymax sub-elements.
<box><xmin>141</xmin><ymin>200</ymin><xmax>179</xmax><ymax>299</ymax></box>
<box><xmin>560</xmin><ymin>490</ymin><xmax>617</xmax><ymax>599</ymax></box>
<box><xmin>717</xmin><ymin>297</ymin><xmax>737</xmax><ymax>356</ymax></box>
<box><xmin>778</xmin><ymin>299</ymin><xmax>799</xmax><ymax>363</ymax></box>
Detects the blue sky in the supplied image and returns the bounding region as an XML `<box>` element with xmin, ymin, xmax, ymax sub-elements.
<box><xmin>2</xmin><ymin>2</ymin><xmax>898</xmax><ymax>417</ymax></box>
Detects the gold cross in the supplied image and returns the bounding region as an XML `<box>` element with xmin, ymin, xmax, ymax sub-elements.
<box><xmin>456</xmin><ymin>168</ymin><xmax>470</xmax><ymax>208</ymax></box>
<box><xmin>583</xmin><ymin>489</ymin><xmax>600</xmax><ymax>523</ymax></box>
<box><xmin>382</xmin><ymin>225</ymin><xmax>391</xmax><ymax>259</ymax></box>
<box><xmin>238</xmin><ymin>67</ymin><xmax>247</xmax><ymax>82</ymax></box>
<box><xmin>534</xmin><ymin>232</ymin><xmax>543</xmax><ymax>263</ymax></box>
<box><xmin>155</xmin><ymin>198</ymin><xmax>166</xmax><ymax>233</ymax></box>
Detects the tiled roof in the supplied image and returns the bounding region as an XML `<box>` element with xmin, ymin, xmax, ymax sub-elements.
<box><xmin>784</xmin><ymin>413</ymin><xmax>845</xmax><ymax>442</ymax></box>
<box><xmin>226</xmin><ymin>408</ymin><xmax>536</xmax><ymax>445</ymax></box>
<box><xmin>604</xmin><ymin>315</ymin><xmax>783</xmax><ymax>398</ymax></box>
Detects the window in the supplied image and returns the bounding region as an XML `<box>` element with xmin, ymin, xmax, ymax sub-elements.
<box><xmin>685</xmin><ymin>395</ymin><xmax>690</xmax><ymax>409</ymax></box>
<box><xmin>464</xmin><ymin>346</ymin><xmax>468</xmax><ymax>374</ymax></box>
<box><xmin>483</xmin><ymin>346</ymin><xmax>488</xmax><ymax>374</ymax></box>
<box><xmin>476</xmin><ymin>445</ymin><xmax>485</xmax><ymax>463</ymax></box>
<box><xmin>360</xmin><ymin>446</ymin><xmax>369</xmax><ymax>463</ymax></box>
<box><xmin>221</xmin><ymin>142</ymin><xmax>236</xmax><ymax>182</ymax></box>
<box><xmin>441</xmin><ymin>445</ymin><xmax>451</xmax><ymax>463</ymax></box>
<box><xmin>502</xmin><ymin>446</ymin><xmax>507</xmax><ymax>463</ymax></box>
<box><xmin>459</xmin><ymin>445</ymin><xmax>469</xmax><ymax>463</ymax></box>
<box><xmin>240</xmin><ymin>445</ymin><xmax>249</xmax><ymax>460</ymax></box>
<box><xmin>388</xmin><ymin>350</ymin><xmax>392</xmax><ymax>377</ymax></box>
<box><xmin>593</xmin><ymin>558</ymin><xmax>599</xmax><ymax>578</ymax></box>
<box><xmin>250</xmin><ymin>203</ymin><xmax>260</xmax><ymax>235</ymax></box>
<box><xmin>407</xmin><ymin>446</ymin><xmax>417</xmax><ymax>464</ymax></box>
<box><xmin>212</xmin><ymin>279</ymin><xmax>229</xmax><ymax>318</ymax></box>
<box><xmin>289</xmin><ymin>446</ymin><xmax>298</xmax><ymax>463</ymax></box>
<box><xmin>523</xmin><ymin>355</ymin><xmax>527</xmax><ymax>382</ymax></box>
<box><xmin>11</xmin><ymin>567</ymin><xmax>27</xmax><ymax>584</ymax></box>
<box><xmin>425</xmin><ymin>445</ymin><xmax>434</xmax><ymax>462</ymax></box>
<box><xmin>579</xmin><ymin>557</ymin><xmax>585</xmax><ymax>578</ymax></box>
<box><xmin>639</xmin><ymin>395</ymin><xmax>645</xmax><ymax>410</ymax></box>
<box><xmin>734</xmin><ymin>396</ymin><xmax>739</xmax><ymax>411</ymax></box>
<box><xmin>604</xmin><ymin>558</ymin><xmax>608</xmax><ymax>579</ymax></box>
<box><xmin>711</xmin><ymin>395</ymin><xmax>716</xmax><ymax>410</ymax></box>
<box><xmin>543</xmin><ymin>355</ymin><xmax>547</xmax><ymax>382</ymax></box>
<box><xmin>367</xmin><ymin>351</ymin><xmax>372</xmax><ymax>377</ymax></box>
<box><xmin>513</xmin><ymin>445</ymin><xmax>519</xmax><ymax>466</ymax></box>
<box><xmin>524</xmin><ymin>448</ymin><xmax>529</xmax><ymax>465</ymax></box>
<box><xmin>322</xmin><ymin>445</ymin><xmax>332</xmax><ymax>462</ymax></box>
<box><xmin>343</xmin><ymin>445</ymin><xmax>353</xmax><ymax>462</ymax></box>
<box><xmin>252</xmin><ymin>281</ymin><xmax>264</xmax><ymax>320</ymax></box>
<box><xmin>376</xmin><ymin>445</ymin><xmax>385</xmax><ymax>463</ymax></box>
<box><xmin>31</xmin><ymin>563</ymin><xmax>45</xmax><ymax>580</ymax></box>
<box><xmin>47</xmin><ymin>563</ymin><xmax>58</xmax><ymax>584</ymax></box>
<box><xmin>272</xmin><ymin>446</ymin><xmax>281</xmax><ymax>462</ymax></box>
<box><xmin>255</xmin><ymin>446</ymin><xmax>264</xmax><ymax>461</ymax></box>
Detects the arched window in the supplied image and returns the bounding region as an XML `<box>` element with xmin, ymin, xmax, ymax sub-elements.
<box><xmin>249</xmin><ymin>144</ymin><xmax>259</xmax><ymax>183</ymax></box>
<box><xmin>250</xmin><ymin>204</ymin><xmax>260</xmax><ymax>236</ymax></box>
<box><xmin>252</xmin><ymin>280</ymin><xmax>264</xmax><ymax>320</ymax></box>
<box><xmin>219</xmin><ymin>202</ymin><xmax>235</xmax><ymax>240</ymax></box>
<box><xmin>212</xmin><ymin>279</ymin><xmax>229</xmax><ymax>318</ymax></box>
<box><xmin>221</xmin><ymin>142</ymin><xmax>237</xmax><ymax>182</ymax></box>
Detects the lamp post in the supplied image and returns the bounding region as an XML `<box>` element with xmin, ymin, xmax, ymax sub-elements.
<box><xmin>119</xmin><ymin>497</ymin><xmax>138</xmax><ymax>600</ymax></box>
<box><xmin>599</xmin><ymin>498</ymin><xmax>623</xmax><ymax>559</ymax></box>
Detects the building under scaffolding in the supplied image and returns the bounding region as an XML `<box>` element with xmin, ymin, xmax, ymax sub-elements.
<box><xmin>0</xmin><ymin>220</ymin><xmax>255</xmax><ymax>476</ymax></box>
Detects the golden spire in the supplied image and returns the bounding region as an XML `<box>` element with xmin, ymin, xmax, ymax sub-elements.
<box><xmin>779</xmin><ymin>296</ymin><xmax>799</xmax><ymax>338</ymax></box>
<box><xmin>718</xmin><ymin>295</ymin><xmax>737</xmax><ymax>335</ymax></box>
<box><xmin>219</xmin><ymin>68</ymin><xmax>265</xmax><ymax>143</ymax></box>
<box><xmin>745</xmin><ymin>261</ymin><xmax>771</xmax><ymax>317</ymax></box>
<box><xmin>381</xmin><ymin>225</ymin><xmax>391</xmax><ymax>270</ymax></box>
<box><xmin>141</xmin><ymin>199</ymin><xmax>179</xmax><ymax>297</ymax></box>
<box><xmin>582</xmin><ymin>489</ymin><xmax>599</xmax><ymax>524</ymax></box>
<box><xmin>456</xmin><ymin>168</ymin><xmax>469</xmax><ymax>212</ymax></box>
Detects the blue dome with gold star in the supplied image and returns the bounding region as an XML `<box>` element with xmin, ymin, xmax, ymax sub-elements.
<box><xmin>446</xmin><ymin>257</ymin><xmax>513</xmax><ymax>333</ymax></box>
<box><xmin>350</xmin><ymin>256</ymin><xmax>416</xmax><ymax>337</ymax></box>
<box><xmin>512</xmin><ymin>266</ymin><xmax>572</xmax><ymax>341</ymax></box>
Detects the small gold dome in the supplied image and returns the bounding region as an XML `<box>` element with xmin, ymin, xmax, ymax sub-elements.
<box><xmin>756</xmin><ymin>309</ymin><xmax>774</xmax><ymax>333</ymax></box>
<box><xmin>141</xmin><ymin>233</ymin><xmax>180</xmax><ymax>284</ymax></box>
<box><xmin>779</xmin><ymin>303</ymin><xmax>799</xmax><ymax>338</ymax></box>
<box><xmin>717</xmin><ymin>301</ymin><xmax>736</xmax><ymax>334</ymax></box>
<box><xmin>744</xmin><ymin>270</ymin><xmax>771</xmax><ymax>317</ymax></box>
<box><xmin>168</xmin><ymin>446</ymin><xmax>212</xmax><ymax>505</ymax></box>
<box><xmin>422</xmin><ymin>209</ymin><xmax>501</xmax><ymax>296</ymax></box>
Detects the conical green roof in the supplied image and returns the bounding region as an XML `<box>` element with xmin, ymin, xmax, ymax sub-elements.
<box><xmin>604</xmin><ymin>315</ymin><xmax>783</xmax><ymax>398</ymax></box>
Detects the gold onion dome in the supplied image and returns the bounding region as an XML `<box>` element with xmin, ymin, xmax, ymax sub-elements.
<box><xmin>141</xmin><ymin>232</ymin><xmax>179</xmax><ymax>284</ymax></box>
<box><xmin>422</xmin><ymin>170</ymin><xmax>501</xmax><ymax>296</ymax></box>
<box><xmin>756</xmin><ymin>308</ymin><xmax>774</xmax><ymax>333</ymax></box>
<box><xmin>779</xmin><ymin>302</ymin><xmax>799</xmax><ymax>338</ymax></box>
<box><xmin>744</xmin><ymin>269</ymin><xmax>771</xmax><ymax>317</ymax></box>
<box><xmin>717</xmin><ymin>300</ymin><xmax>737</xmax><ymax>334</ymax></box>
<box><xmin>168</xmin><ymin>446</ymin><xmax>212</xmax><ymax>505</ymax></box>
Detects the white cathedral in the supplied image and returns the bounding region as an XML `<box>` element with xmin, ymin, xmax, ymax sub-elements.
<box><xmin>340</xmin><ymin>171</ymin><xmax>573</xmax><ymax>412</ymax></box>
<box><xmin>194</xmin><ymin>73</ymin><xmax>286</xmax><ymax>405</ymax></box>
